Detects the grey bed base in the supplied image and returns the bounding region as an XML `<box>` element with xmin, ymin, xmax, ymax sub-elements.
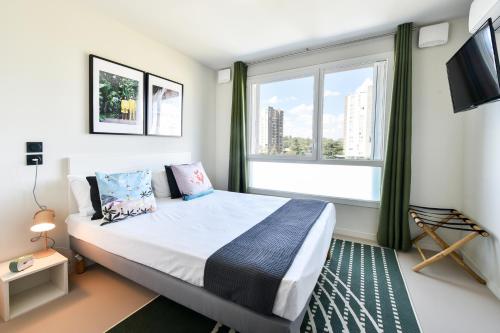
<box><xmin>70</xmin><ymin>236</ymin><xmax>307</xmax><ymax>333</ymax></box>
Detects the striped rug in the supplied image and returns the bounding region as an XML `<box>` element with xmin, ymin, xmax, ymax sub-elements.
<box><xmin>301</xmin><ymin>239</ymin><xmax>420</xmax><ymax>333</ymax></box>
<box><xmin>108</xmin><ymin>239</ymin><xmax>421</xmax><ymax>333</ymax></box>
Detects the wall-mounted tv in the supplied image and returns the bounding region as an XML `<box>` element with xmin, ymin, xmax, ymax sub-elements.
<box><xmin>446</xmin><ymin>18</ymin><xmax>500</xmax><ymax>113</ymax></box>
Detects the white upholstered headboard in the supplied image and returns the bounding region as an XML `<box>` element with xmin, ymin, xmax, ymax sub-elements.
<box><xmin>67</xmin><ymin>152</ymin><xmax>191</xmax><ymax>214</ymax></box>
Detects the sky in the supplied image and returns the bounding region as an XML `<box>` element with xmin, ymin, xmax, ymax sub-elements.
<box><xmin>258</xmin><ymin>66</ymin><xmax>373</xmax><ymax>140</ymax></box>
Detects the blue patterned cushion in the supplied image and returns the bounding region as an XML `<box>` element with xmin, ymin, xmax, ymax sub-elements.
<box><xmin>95</xmin><ymin>170</ymin><xmax>156</xmax><ymax>225</ymax></box>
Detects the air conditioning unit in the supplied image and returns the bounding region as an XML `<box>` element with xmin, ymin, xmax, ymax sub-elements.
<box><xmin>418</xmin><ymin>22</ymin><xmax>449</xmax><ymax>48</ymax></box>
<box><xmin>217</xmin><ymin>68</ymin><xmax>231</xmax><ymax>84</ymax></box>
<box><xmin>469</xmin><ymin>0</ymin><xmax>500</xmax><ymax>33</ymax></box>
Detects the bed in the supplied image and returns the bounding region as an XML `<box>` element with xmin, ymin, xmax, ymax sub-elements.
<box><xmin>66</xmin><ymin>153</ymin><xmax>336</xmax><ymax>333</ymax></box>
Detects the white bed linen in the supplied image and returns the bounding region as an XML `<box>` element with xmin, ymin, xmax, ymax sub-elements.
<box><xmin>65</xmin><ymin>190</ymin><xmax>336</xmax><ymax>320</ymax></box>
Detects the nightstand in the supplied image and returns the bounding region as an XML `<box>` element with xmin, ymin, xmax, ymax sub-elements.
<box><xmin>0</xmin><ymin>252</ymin><xmax>68</xmax><ymax>321</ymax></box>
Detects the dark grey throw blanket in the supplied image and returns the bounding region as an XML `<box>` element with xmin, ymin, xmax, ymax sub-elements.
<box><xmin>203</xmin><ymin>198</ymin><xmax>328</xmax><ymax>315</ymax></box>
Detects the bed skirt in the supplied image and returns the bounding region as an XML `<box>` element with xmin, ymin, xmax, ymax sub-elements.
<box><xmin>69</xmin><ymin>236</ymin><xmax>307</xmax><ymax>333</ymax></box>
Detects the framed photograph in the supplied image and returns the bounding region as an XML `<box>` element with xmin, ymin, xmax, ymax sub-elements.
<box><xmin>146</xmin><ymin>74</ymin><xmax>183</xmax><ymax>137</ymax></box>
<box><xmin>89</xmin><ymin>55</ymin><xmax>145</xmax><ymax>135</ymax></box>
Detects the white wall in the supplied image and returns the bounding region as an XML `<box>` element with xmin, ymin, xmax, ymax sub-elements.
<box><xmin>0</xmin><ymin>0</ymin><xmax>216</xmax><ymax>262</ymax></box>
<box><xmin>215</xmin><ymin>79</ymin><xmax>233</xmax><ymax>190</ymax></box>
<box><xmin>409</xmin><ymin>18</ymin><xmax>469</xmax><ymax>245</ymax></box>
<box><xmin>411</xmin><ymin>18</ymin><xmax>500</xmax><ymax>299</ymax></box>
<box><xmin>411</xmin><ymin>19</ymin><xmax>467</xmax><ymax>209</ymax></box>
<box><xmin>461</xmin><ymin>55</ymin><xmax>500</xmax><ymax>298</ymax></box>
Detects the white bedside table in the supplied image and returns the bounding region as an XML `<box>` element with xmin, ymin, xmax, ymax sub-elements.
<box><xmin>0</xmin><ymin>252</ymin><xmax>68</xmax><ymax>321</ymax></box>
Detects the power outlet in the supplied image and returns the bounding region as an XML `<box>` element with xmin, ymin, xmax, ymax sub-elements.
<box><xmin>27</xmin><ymin>154</ymin><xmax>43</xmax><ymax>166</ymax></box>
<box><xmin>27</xmin><ymin>142</ymin><xmax>43</xmax><ymax>153</ymax></box>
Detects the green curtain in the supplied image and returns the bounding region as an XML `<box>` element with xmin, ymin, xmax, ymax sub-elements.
<box><xmin>377</xmin><ymin>23</ymin><xmax>413</xmax><ymax>251</ymax></box>
<box><xmin>228</xmin><ymin>61</ymin><xmax>248</xmax><ymax>193</ymax></box>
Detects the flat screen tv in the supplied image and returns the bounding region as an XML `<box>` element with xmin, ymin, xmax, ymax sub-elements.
<box><xmin>446</xmin><ymin>19</ymin><xmax>500</xmax><ymax>113</ymax></box>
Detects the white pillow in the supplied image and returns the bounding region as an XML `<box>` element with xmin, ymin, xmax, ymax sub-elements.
<box><xmin>67</xmin><ymin>175</ymin><xmax>95</xmax><ymax>217</ymax></box>
<box><xmin>151</xmin><ymin>170</ymin><xmax>170</xmax><ymax>198</ymax></box>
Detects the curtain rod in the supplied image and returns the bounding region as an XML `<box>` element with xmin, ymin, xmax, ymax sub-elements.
<box><xmin>247</xmin><ymin>25</ymin><xmax>417</xmax><ymax>66</ymax></box>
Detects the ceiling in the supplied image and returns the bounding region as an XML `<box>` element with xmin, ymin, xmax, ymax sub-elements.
<box><xmin>85</xmin><ymin>0</ymin><xmax>472</xmax><ymax>69</ymax></box>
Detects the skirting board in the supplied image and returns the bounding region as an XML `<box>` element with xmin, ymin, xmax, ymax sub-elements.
<box><xmin>462</xmin><ymin>250</ymin><xmax>500</xmax><ymax>300</ymax></box>
<box><xmin>334</xmin><ymin>228</ymin><xmax>376</xmax><ymax>242</ymax></box>
<box><xmin>335</xmin><ymin>228</ymin><xmax>444</xmax><ymax>252</ymax></box>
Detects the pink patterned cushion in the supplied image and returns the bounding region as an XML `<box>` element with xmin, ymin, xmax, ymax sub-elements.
<box><xmin>170</xmin><ymin>162</ymin><xmax>213</xmax><ymax>200</ymax></box>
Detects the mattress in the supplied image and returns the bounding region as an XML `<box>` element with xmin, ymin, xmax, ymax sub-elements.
<box><xmin>65</xmin><ymin>190</ymin><xmax>336</xmax><ymax>320</ymax></box>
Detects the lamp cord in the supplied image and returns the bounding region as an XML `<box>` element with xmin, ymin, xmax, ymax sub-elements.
<box><xmin>30</xmin><ymin>159</ymin><xmax>56</xmax><ymax>249</ymax></box>
<box><xmin>32</xmin><ymin>159</ymin><xmax>47</xmax><ymax>210</ymax></box>
<box><xmin>30</xmin><ymin>233</ymin><xmax>55</xmax><ymax>248</ymax></box>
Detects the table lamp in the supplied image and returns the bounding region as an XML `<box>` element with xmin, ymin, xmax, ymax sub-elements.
<box><xmin>31</xmin><ymin>209</ymin><xmax>56</xmax><ymax>258</ymax></box>
<box><xmin>28</xmin><ymin>154</ymin><xmax>57</xmax><ymax>258</ymax></box>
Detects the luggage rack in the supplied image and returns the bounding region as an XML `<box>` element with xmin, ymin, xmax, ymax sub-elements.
<box><xmin>409</xmin><ymin>205</ymin><xmax>489</xmax><ymax>284</ymax></box>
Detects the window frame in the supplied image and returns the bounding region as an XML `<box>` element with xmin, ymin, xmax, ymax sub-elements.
<box><xmin>246</xmin><ymin>53</ymin><xmax>394</xmax><ymax>205</ymax></box>
<box><xmin>247</xmin><ymin>66</ymin><xmax>320</xmax><ymax>161</ymax></box>
<box><xmin>319</xmin><ymin>59</ymin><xmax>388</xmax><ymax>162</ymax></box>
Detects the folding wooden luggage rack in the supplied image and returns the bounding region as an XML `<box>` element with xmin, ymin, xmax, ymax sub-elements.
<box><xmin>409</xmin><ymin>205</ymin><xmax>489</xmax><ymax>284</ymax></box>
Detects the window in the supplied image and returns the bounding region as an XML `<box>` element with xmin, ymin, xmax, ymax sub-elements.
<box><xmin>248</xmin><ymin>54</ymin><xmax>390</xmax><ymax>204</ymax></box>
<box><xmin>250</xmin><ymin>74</ymin><xmax>316</xmax><ymax>157</ymax></box>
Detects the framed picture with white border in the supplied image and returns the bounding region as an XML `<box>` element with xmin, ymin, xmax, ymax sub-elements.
<box><xmin>146</xmin><ymin>73</ymin><xmax>183</xmax><ymax>137</ymax></box>
<box><xmin>89</xmin><ymin>55</ymin><xmax>145</xmax><ymax>135</ymax></box>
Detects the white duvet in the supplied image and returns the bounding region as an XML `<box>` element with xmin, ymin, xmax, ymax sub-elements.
<box><xmin>65</xmin><ymin>190</ymin><xmax>336</xmax><ymax>320</ymax></box>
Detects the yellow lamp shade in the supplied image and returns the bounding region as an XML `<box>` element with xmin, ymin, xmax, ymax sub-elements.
<box><xmin>31</xmin><ymin>209</ymin><xmax>56</xmax><ymax>233</ymax></box>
